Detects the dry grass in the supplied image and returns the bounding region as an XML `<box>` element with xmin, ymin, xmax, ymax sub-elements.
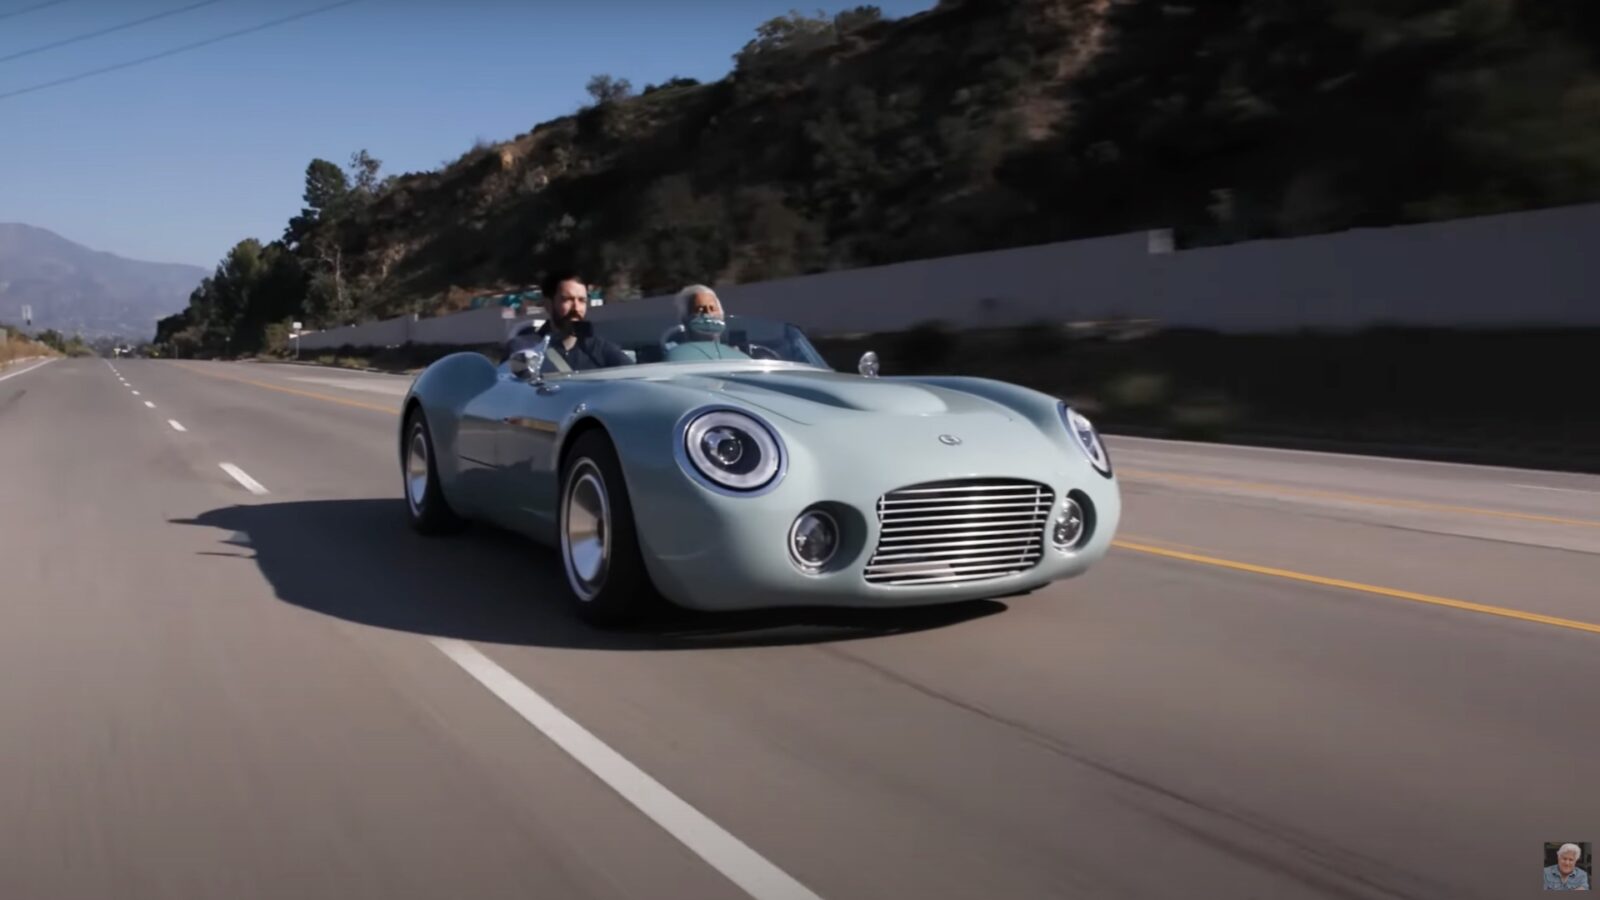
<box><xmin>0</xmin><ymin>333</ymin><xmax>54</xmax><ymax>368</ymax></box>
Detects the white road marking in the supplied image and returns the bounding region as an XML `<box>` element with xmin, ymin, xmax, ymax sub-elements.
<box><xmin>143</xmin><ymin>400</ymin><xmax>156</xmax><ymax>409</ymax></box>
<box><xmin>430</xmin><ymin>638</ymin><xmax>825</xmax><ymax>900</ymax></box>
<box><xmin>1512</xmin><ymin>483</ymin><xmax>1600</xmax><ymax>496</ymax></box>
<box><xmin>218</xmin><ymin>463</ymin><xmax>269</xmax><ymax>496</ymax></box>
<box><xmin>0</xmin><ymin>358</ymin><xmax>52</xmax><ymax>383</ymax></box>
<box><xmin>168</xmin><ymin>419</ymin><xmax>187</xmax><ymax>432</ymax></box>
<box><xmin>131</xmin><ymin>390</ymin><xmax>140</xmax><ymax>396</ymax></box>
<box><xmin>1107</xmin><ymin>433</ymin><xmax>1590</xmax><ymax>478</ymax></box>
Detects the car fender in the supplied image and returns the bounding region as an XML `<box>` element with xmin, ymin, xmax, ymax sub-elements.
<box><xmin>401</xmin><ymin>351</ymin><xmax>499</xmax><ymax>498</ymax></box>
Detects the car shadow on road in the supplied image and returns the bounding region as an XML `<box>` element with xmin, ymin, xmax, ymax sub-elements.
<box><xmin>172</xmin><ymin>498</ymin><xmax>1007</xmax><ymax>650</ymax></box>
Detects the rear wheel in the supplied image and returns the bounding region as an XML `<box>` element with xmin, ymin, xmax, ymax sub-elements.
<box><xmin>403</xmin><ymin>407</ymin><xmax>467</xmax><ymax>535</ymax></box>
<box><xmin>559</xmin><ymin>430</ymin><xmax>660</xmax><ymax>627</ymax></box>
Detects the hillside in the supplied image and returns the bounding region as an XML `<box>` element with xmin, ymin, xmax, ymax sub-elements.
<box><xmin>1</xmin><ymin>322</ymin><xmax>57</xmax><ymax>366</ymax></box>
<box><xmin>160</xmin><ymin>0</ymin><xmax>1600</xmax><ymax>356</ymax></box>
<box><xmin>0</xmin><ymin>224</ymin><xmax>206</xmax><ymax>341</ymax></box>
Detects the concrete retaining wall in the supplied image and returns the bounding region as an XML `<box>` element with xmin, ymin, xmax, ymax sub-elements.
<box><xmin>294</xmin><ymin>201</ymin><xmax>1600</xmax><ymax>350</ymax></box>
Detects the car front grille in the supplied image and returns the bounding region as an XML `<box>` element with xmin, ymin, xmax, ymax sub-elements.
<box><xmin>864</xmin><ymin>478</ymin><xmax>1054</xmax><ymax>586</ymax></box>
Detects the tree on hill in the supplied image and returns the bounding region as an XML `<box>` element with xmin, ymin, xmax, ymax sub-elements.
<box><xmin>586</xmin><ymin>74</ymin><xmax>634</xmax><ymax>105</ymax></box>
<box><xmin>165</xmin><ymin>0</ymin><xmax>1600</xmax><ymax>355</ymax></box>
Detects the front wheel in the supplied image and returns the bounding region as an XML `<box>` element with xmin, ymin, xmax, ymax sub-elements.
<box><xmin>559</xmin><ymin>430</ymin><xmax>660</xmax><ymax>627</ymax></box>
<box><xmin>403</xmin><ymin>407</ymin><xmax>467</xmax><ymax>535</ymax></box>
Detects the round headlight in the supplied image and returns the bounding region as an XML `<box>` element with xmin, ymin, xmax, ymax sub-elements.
<box><xmin>683</xmin><ymin>410</ymin><xmax>782</xmax><ymax>491</ymax></box>
<box><xmin>1053</xmin><ymin>497</ymin><xmax>1087</xmax><ymax>548</ymax></box>
<box><xmin>789</xmin><ymin>510</ymin><xmax>839</xmax><ymax>571</ymax></box>
<box><xmin>1059</xmin><ymin>403</ymin><xmax>1113</xmax><ymax>477</ymax></box>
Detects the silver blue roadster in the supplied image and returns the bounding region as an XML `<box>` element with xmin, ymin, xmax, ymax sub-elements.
<box><xmin>398</xmin><ymin>313</ymin><xmax>1121</xmax><ymax>626</ymax></box>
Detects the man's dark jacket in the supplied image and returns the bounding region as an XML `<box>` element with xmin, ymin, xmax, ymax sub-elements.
<box><xmin>505</xmin><ymin>320</ymin><xmax>632</xmax><ymax>372</ymax></box>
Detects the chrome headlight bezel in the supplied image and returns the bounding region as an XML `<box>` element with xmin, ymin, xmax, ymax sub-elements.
<box><xmin>787</xmin><ymin>509</ymin><xmax>840</xmax><ymax>573</ymax></box>
<box><xmin>1059</xmin><ymin>402</ymin><xmax>1113</xmax><ymax>478</ymax></box>
<box><xmin>675</xmin><ymin>406</ymin><xmax>787</xmax><ymax>495</ymax></box>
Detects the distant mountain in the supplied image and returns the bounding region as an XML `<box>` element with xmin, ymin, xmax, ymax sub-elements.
<box><xmin>0</xmin><ymin>224</ymin><xmax>205</xmax><ymax>341</ymax></box>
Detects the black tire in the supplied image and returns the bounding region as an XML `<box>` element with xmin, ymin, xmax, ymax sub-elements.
<box><xmin>403</xmin><ymin>407</ymin><xmax>467</xmax><ymax>535</ymax></box>
<box><xmin>558</xmin><ymin>430</ymin><xmax>661</xmax><ymax>627</ymax></box>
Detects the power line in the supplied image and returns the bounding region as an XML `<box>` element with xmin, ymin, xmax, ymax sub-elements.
<box><xmin>0</xmin><ymin>0</ymin><xmax>70</xmax><ymax>23</ymax></box>
<box><xmin>0</xmin><ymin>0</ymin><xmax>366</xmax><ymax>103</ymax></box>
<box><xmin>0</xmin><ymin>0</ymin><xmax>229</xmax><ymax>67</ymax></box>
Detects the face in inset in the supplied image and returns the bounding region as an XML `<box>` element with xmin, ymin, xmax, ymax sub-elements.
<box><xmin>545</xmin><ymin>279</ymin><xmax>588</xmax><ymax>329</ymax></box>
<box><xmin>1558</xmin><ymin>848</ymin><xmax>1579</xmax><ymax>875</ymax></box>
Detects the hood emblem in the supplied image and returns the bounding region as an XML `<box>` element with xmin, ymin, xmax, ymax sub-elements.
<box><xmin>938</xmin><ymin>434</ymin><xmax>962</xmax><ymax>446</ymax></box>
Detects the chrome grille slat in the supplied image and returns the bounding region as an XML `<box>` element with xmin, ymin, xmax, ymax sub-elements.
<box><xmin>871</xmin><ymin>569</ymin><xmax>1037</xmax><ymax>586</ymax></box>
<box><xmin>880</xmin><ymin>501</ymin><xmax>1050</xmax><ymax>514</ymax></box>
<box><xmin>883</xmin><ymin>522</ymin><xmax>1043</xmax><ymax>534</ymax></box>
<box><xmin>876</xmin><ymin>521</ymin><xmax>1045</xmax><ymax>535</ymax></box>
<box><xmin>881</xmin><ymin>491</ymin><xmax>1045</xmax><ymax>504</ymax></box>
<box><xmin>865</xmin><ymin>478</ymin><xmax>1053</xmax><ymax>586</ymax></box>
<box><xmin>867</xmin><ymin>559</ymin><xmax>1039</xmax><ymax>575</ymax></box>
<box><xmin>871</xmin><ymin>536</ymin><xmax>1042</xmax><ymax>554</ymax></box>
<box><xmin>880</xmin><ymin>511</ymin><xmax>1049</xmax><ymax>526</ymax></box>
<box><xmin>868</xmin><ymin>543</ymin><xmax>1042</xmax><ymax>564</ymax></box>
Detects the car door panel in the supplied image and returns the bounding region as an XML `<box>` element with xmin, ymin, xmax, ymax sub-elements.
<box><xmin>496</xmin><ymin>382</ymin><xmax>572</xmax><ymax>543</ymax></box>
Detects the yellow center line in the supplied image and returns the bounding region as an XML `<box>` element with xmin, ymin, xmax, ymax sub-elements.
<box><xmin>1112</xmin><ymin>539</ymin><xmax>1600</xmax><ymax>636</ymax></box>
<box><xmin>1119</xmin><ymin>466</ymin><xmax>1600</xmax><ymax>530</ymax></box>
<box><xmin>1112</xmin><ymin>532</ymin><xmax>1217</xmax><ymax>556</ymax></box>
<box><xmin>172</xmin><ymin>363</ymin><xmax>400</xmax><ymax>415</ymax></box>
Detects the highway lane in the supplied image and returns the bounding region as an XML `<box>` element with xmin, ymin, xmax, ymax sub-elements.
<box><xmin>0</xmin><ymin>359</ymin><xmax>748</xmax><ymax>900</ymax></box>
<box><xmin>1</xmin><ymin>356</ymin><xmax>1597</xmax><ymax>899</ymax></box>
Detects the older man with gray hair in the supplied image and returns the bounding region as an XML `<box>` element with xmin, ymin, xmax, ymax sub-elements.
<box><xmin>1546</xmin><ymin>843</ymin><xmax>1590</xmax><ymax>890</ymax></box>
<box><xmin>664</xmin><ymin>283</ymin><xmax>750</xmax><ymax>362</ymax></box>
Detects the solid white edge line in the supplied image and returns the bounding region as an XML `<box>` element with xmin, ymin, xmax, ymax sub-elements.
<box><xmin>167</xmin><ymin>419</ymin><xmax>187</xmax><ymax>432</ymax></box>
<box><xmin>429</xmin><ymin>638</ymin><xmax>825</xmax><ymax>900</ymax></box>
<box><xmin>143</xmin><ymin>400</ymin><xmax>156</xmax><ymax>409</ymax></box>
<box><xmin>1512</xmin><ymin>483</ymin><xmax>1600</xmax><ymax>496</ymax></box>
<box><xmin>0</xmin><ymin>358</ymin><xmax>53</xmax><ymax>383</ymax></box>
<box><xmin>218</xmin><ymin>463</ymin><xmax>269</xmax><ymax>496</ymax></box>
<box><xmin>1105</xmin><ymin>433</ymin><xmax>1592</xmax><ymax>478</ymax></box>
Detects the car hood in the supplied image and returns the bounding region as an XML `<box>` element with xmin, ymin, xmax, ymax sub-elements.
<box><xmin>650</xmin><ymin>368</ymin><xmax>1016</xmax><ymax>426</ymax></box>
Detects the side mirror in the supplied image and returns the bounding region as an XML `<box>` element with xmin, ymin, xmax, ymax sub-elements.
<box><xmin>509</xmin><ymin>336</ymin><xmax>549</xmax><ymax>381</ymax></box>
<box><xmin>858</xmin><ymin>350</ymin><xmax>880</xmax><ymax>378</ymax></box>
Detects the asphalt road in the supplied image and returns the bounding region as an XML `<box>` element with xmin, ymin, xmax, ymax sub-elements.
<box><xmin>1</xmin><ymin>356</ymin><xmax>1596</xmax><ymax>900</ymax></box>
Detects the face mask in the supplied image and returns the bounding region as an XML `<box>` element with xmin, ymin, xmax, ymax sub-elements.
<box><xmin>687</xmin><ymin>314</ymin><xmax>726</xmax><ymax>337</ymax></box>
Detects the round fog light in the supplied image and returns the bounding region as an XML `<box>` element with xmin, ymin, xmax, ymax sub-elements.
<box><xmin>789</xmin><ymin>511</ymin><xmax>839</xmax><ymax>571</ymax></box>
<box><xmin>1053</xmin><ymin>498</ymin><xmax>1086</xmax><ymax>548</ymax></box>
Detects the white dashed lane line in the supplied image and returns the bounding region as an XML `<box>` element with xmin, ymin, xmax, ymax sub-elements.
<box><xmin>218</xmin><ymin>463</ymin><xmax>269</xmax><ymax>496</ymax></box>
<box><xmin>143</xmin><ymin>401</ymin><xmax>156</xmax><ymax>409</ymax></box>
<box><xmin>131</xmin><ymin>390</ymin><xmax>140</xmax><ymax>396</ymax></box>
<box><xmin>431</xmin><ymin>639</ymin><xmax>826</xmax><ymax>900</ymax></box>
<box><xmin>168</xmin><ymin>420</ymin><xmax>187</xmax><ymax>432</ymax></box>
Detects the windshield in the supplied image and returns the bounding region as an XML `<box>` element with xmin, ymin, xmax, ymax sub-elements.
<box><xmin>589</xmin><ymin>313</ymin><xmax>833</xmax><ymax>370</ymax></box>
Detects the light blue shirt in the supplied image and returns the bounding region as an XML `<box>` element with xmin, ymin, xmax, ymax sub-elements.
<box><xmin>1545</xmin><ymin>864</ymin><xmax>1590</xmax><ymax>890</ymax></box>
<box><xmin>664</xmin><ymin>339</ymin><xmax>750</xmax><ymax>363</ymax></box>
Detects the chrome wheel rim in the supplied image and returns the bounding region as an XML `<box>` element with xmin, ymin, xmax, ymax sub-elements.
<box><xmin>406</xmin><ymin>426</ymin><xmax>429</xmax><ymax>513</ymax></box>
<box><xmin>562</xmin><ymin>461</ymin><xmax>610</xmax><ymax>601</ymax></box>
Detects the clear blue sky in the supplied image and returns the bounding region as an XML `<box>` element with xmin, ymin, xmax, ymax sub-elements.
<box><xmin>0</xmin><ymin>0</ymin><xmax>935</xmax><ymax>269</ymax></box>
